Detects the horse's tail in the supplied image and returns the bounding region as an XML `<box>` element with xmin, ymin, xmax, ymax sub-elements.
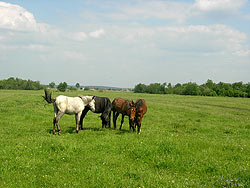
<box><xmin>43</xmin><ymin>89</ymin><xmax>56</xmax><ymax>104</ymax></box>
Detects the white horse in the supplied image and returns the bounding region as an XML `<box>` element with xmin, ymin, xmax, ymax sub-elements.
<box><xmin>43</xmin><ymin>89</ymin><xmax>95</xmax><ymax>135</ymax></box>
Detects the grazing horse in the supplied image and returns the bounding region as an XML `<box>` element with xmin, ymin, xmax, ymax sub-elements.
<box><xmin>112</xmin><ymin>97</ymin><xmax>136</xmax><ymax>131</ymax></box>
<box><xmin>80</xmin><ymin>96</ymin><xmax>112</xmax><ymax>130</ymax></box>
<box><xmin>43</xmin><ymin>89</ymin><xmax>94</xmax><ymax>135</ymax></box>
<box><xmin>134</xmin><ymin>99</ymin><xmax>147</xmax><ymax>134</ymax></box>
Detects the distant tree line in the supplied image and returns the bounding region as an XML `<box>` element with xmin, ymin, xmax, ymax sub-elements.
<box><xmin>0</xmin><ymin>77</ymin><xmax>45</xmax><ymax>90</ymax></box>
<box><xmin>0</xmin><ymin>77</ymin><xmax>73</xmax><ymax>92</ymax></box>
<box><xmin>134</xmin><ymin>80</ymin><xmax>250</xmax><ymax>98</ymax></box>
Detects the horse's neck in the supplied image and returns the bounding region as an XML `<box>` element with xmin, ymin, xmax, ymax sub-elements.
<box><xmin>79</xmin><ymin>96</ymin><xmax>93</xmax><ymax>104</ymax></box>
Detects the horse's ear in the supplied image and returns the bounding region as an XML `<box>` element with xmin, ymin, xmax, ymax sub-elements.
<box><xmin>132</xmin><ymin>100</ymin><xmax>135</xmax><ymax>105</ymax></box>
<box><xmin>126</xmin><ymin>101</ymin><xmax>131</xmax><ymax>110</ymax></box>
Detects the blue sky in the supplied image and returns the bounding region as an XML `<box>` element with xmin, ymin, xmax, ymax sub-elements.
<box><xmin>0</xmin><ymin>0</ymin><xmax>249</xmax><ymax>88</ymax></box>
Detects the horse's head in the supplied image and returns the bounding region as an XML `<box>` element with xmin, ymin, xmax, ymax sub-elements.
<box><xmin>128</xmin><ymin>101</ymin><xmax>136</xmax><ymax>131</ymax></box>
<box><xmin>101</xmin><ymin>111</ymin><xmax>110</xmax><ymax>123</ymax></box>
<box><xmin>84</xmin><ymin>96</ymin><xmax>95</xmax><ymax>112</ymax></box>
<box><xmin>128</xmin><ymin>101</ymin><xmax>136</xmax><ymax>120</ymax></box>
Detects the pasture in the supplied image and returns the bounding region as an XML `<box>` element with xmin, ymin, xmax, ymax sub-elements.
<box><xmin>0</xmin><ymin>90</ymin><xmax>250</xmax><ymax>187</ymax></box>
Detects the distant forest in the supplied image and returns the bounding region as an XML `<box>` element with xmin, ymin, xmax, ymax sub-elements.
<box><xmin>0</xmin><ymin>77</ymin><xmax>44</xmax><ymax>90</ymax></box>
<box><xmin>1</xmin><ymin>77</ymin><xmax>250</xmax><ymax>98</ymax></box>
<box><xmin>134</xmin><ymin>80</ymin><xmax>250</xmax><ymax>98</ymax></box>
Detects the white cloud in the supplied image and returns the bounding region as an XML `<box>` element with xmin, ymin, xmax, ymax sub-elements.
<box><xmin>193</xmin><ymin>0</ymin><xmax>247</xmax><ymax>12</ymax></box>
<box><xmin>24</xmin><ymin>44</ymin><xmax>50</xmax><ymax>51</ymax></box>
<box><xmin>0</xmin><ymin>1</ymin><xmax>46</xmax><ymax>32</ymax></box>
<box><xmin>0</xmin><ymin>43</ymin><xmax>50</xmax><ymax>52</ymax></box>
<box><xmin>93</xmin><ymin>0</ymin><xmax>248</xmax><ymax>23</ymax></box>
<box><xmin>109</xmin><ymin>24</ymin><xmax>249</xmax><ymax>57</ymax></box>
<box><xmin>157</xmin><ymin>24</ymin><xmax>246</xmax><ymax>40</ymax></box>
<box><xmin>157</xmin><ymin>24</ymin><xmax>249</xmax><ymax>57</ymax></box>
<box><xmin>68</xmin><ymin>32</ymin><xmax>88</xmax><ymax>41</ymax></box>
<box><xmin>102</xmin><ymin>1</ymin><xmax>190</xmax><ymax>23</ymax></box>
<box><xmin>67</xmin><ymin>29</ymin><xmax>106</xmax><ymax>41</ymax></box>
<box><xmin>89</xmin><ymin>28</ymin><xmax>105</xmax><ymax>38</ymax></box>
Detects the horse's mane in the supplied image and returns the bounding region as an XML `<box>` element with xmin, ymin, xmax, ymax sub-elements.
<box><xmin>78</xmin><ymin>95</ymin><xmax>94</xmax><ymax>104</ymax></box>
<box><xmin>136</xmin><ymin>99</ymin><xmax>143</xmax><ymax>107</ymax></box>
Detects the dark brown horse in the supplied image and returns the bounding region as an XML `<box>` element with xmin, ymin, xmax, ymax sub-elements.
<box><xmin>112</xmin><ymin>97</ymin><xmax>136</xmax><ymax>131</ymax></box>
<box><xmin>134</xmin><ymin>99</ymin><xmax>147</xmax><ymax>134</ymax></box>
<box><xmin>80</xmin><ymin>96</ymin><xmax>112</xmax><ymax>130</ymax></box>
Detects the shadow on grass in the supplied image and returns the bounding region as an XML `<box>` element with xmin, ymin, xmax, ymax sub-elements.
<box><xmin>46</xmin><ymin>127</ymin><xmax>102</xmax><ymax>134</ymax></box>
<box><xmin>47</xmin><ymin>127</ymin><xmax>131</xmax><ymax>134</ymax></box>
<box><xmin>47</xmin><ymin>129</ymin><xmax>54</xmax><ymax>134</ymax></box>
<box><xmin>115</xmin><ymin>129</ymin><xmax>131</xmax><ymax>135</ymax></box>
<box><xmin>66</xmin><ymin>126</ymin><xmax>106</xmax><ymax>133</ymax></box>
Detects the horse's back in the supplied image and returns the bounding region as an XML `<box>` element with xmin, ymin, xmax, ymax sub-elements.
<box><xmin>55</xmin><ymin>95</ymin><xmax>83</xmax><ymax>114</ymax></box>
<box><xmin>94</xmin><ymin>96</ymin><xmax>112</xmax><ymax>113</ymax></box>
<box><xmin>112</xmin><ymin>98</ymin><xmax>127</xmax><ymax>112</ymax></box>
<box><xmin>135</xmin><ymin>99</ymin><xmax>147</xmax><ymax>115</ymax></box>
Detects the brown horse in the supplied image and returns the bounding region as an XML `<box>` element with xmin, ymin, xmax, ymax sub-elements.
<box><xmin>134</xmin><ymin>99</ymin><xmax>147</xmax><ymax>134</ymax></box>
<box><xmin>112</xmin><ymin>97</ymin><xmax>136</xmax><ymax>131</ymax></box>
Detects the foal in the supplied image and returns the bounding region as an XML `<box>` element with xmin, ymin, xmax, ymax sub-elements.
<box><xmin>112</xmin><ymin>97</ymin><xmax>136</xmax><ymax>131</ymax></box>
<box><xmin>134</xmin><ymin>99</ymin><xmax>147</xmax><ymax>134</ymax></box>
<box><xmin>43</xmin><ymin>89</ymin><xmax>94</xmax><ymax>135</ymax></box>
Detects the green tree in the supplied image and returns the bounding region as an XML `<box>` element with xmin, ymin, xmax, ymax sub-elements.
<box><xmin>49</xmin><ymin>82</ymin><xmax>56</xmax><ymax>88</ymax></box>
<box><xmin>173</xmin><ymin>83</ymin><xmax>184</xmax><ymax>95</ymax></box>
<box><xmin>245</xmin><ymin>83</ymin><xmax>250</xmax><ymax>97</ymax></box>
<box><xmin>134</xmin><ymin>83</ymin><xmax>147</xmax><ymax>93</ymax></box>
<box><xmin>183</xmin><ymin>82</ymin><xmax>201</xmax><ymax>96</ymax></box>
<box><xmin>146</xmin><ymin>83</ymin><xmax>166</xmax><ymax>94</ymax></box>
<box><xmin>0</xmin><ymin>77</ymin><xmax>43</xmax><ymax>90</ymax></box>
<box><xmin>57</xmin><ymin>82</ymin><xmax>68</xmax><ymax>92</ymax></box>
<box><xmin>0</xmin><ymin>80</ymin><xmax>3</xmax><ymax>89</ymax></box>
<box><xmin>167</xmin><ymin>83</ymin><xmax>172</xmax><ymax>89</ymax></box>
<box><xmin>75</xmin><ymin>83</ymin><xmax>80</xmax><ymax>89</ymax></box>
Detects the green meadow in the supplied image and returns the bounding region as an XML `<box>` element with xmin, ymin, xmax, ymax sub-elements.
<box><xmin>0</xmin><ymin>89</ymin><xmax>250</xmax><ymax>187</ymax></box>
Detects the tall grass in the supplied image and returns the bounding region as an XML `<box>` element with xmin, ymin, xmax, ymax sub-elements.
<box><xmin>0</xmin><ymin>90</ymin><xmax>250</xmax><ymax>187</ymax></box>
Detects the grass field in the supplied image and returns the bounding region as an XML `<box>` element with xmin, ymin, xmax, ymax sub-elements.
<box><xmin>0</xmin><ymin>90</ymin><xmax>250</xmax><ymax>187</ymax></box>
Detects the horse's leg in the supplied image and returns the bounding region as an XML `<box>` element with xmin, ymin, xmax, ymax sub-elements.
<box><xmin>120</xmin><ymin>114</ymin><xmax>125</xmax><ymax>130</ymax></box>
<box><xmin>53</xmin><ymin>113</ymin><xmax>56</xmax><ymax>135</ymax></box>
<box><xmin>112</xmin><ymin>110</ymin><xmax>116</xmax><ymax>129</ymax></box>
<box><xmin>80</xmin><ymin>107</ymin><xmax>89</xmax><ymax>130</ymax></box>
<box><xmin>75</xmin><ymin>112</ymin><xmax>82</xmax><ymax>133</ymax></box>
<box><xmin>53</xmin><ymin>105</ymin><xmax>58</xmax><ymax>135</ymax></box>
<box><xmin>134</xmin><ymin>116</ymin><xmax>138</xmax><ymax>133</ymax></box>
<box><xmin>108</xmin><ymin>111</ymin><xmax>111</xmax><ymax>128</ymax></box>
<box><xmin>113</xmin><ymin>110</ymin><xmax>118</xmax><ymax>129</ymax></box>
<box><xmin>101</xmin><ymin>116</ymin><xmax>105</xmax><ymax>130</ymax></box>
<box><xmin>137</xmin><ymin>114</ymin><xmax>143</xmax><ymax>134</ymax></box>
<box><xmin>100</xmin><ymin>112</ymin><xmax>105</xmax><ymax>129</ymax></box>
<box><xmin>129</xmin><ymin>119</ymin><xmax>132</xmax><ymax>132</ymax></box>
<box><xmin>55</xmin><ymin>112</ymin><xmax>64</xmax><ymax>135</ymax></box>
<box><xmin>129</xmin><ymin>119</ymin><xmax>135</xmax><ymax>132</ymax></box>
